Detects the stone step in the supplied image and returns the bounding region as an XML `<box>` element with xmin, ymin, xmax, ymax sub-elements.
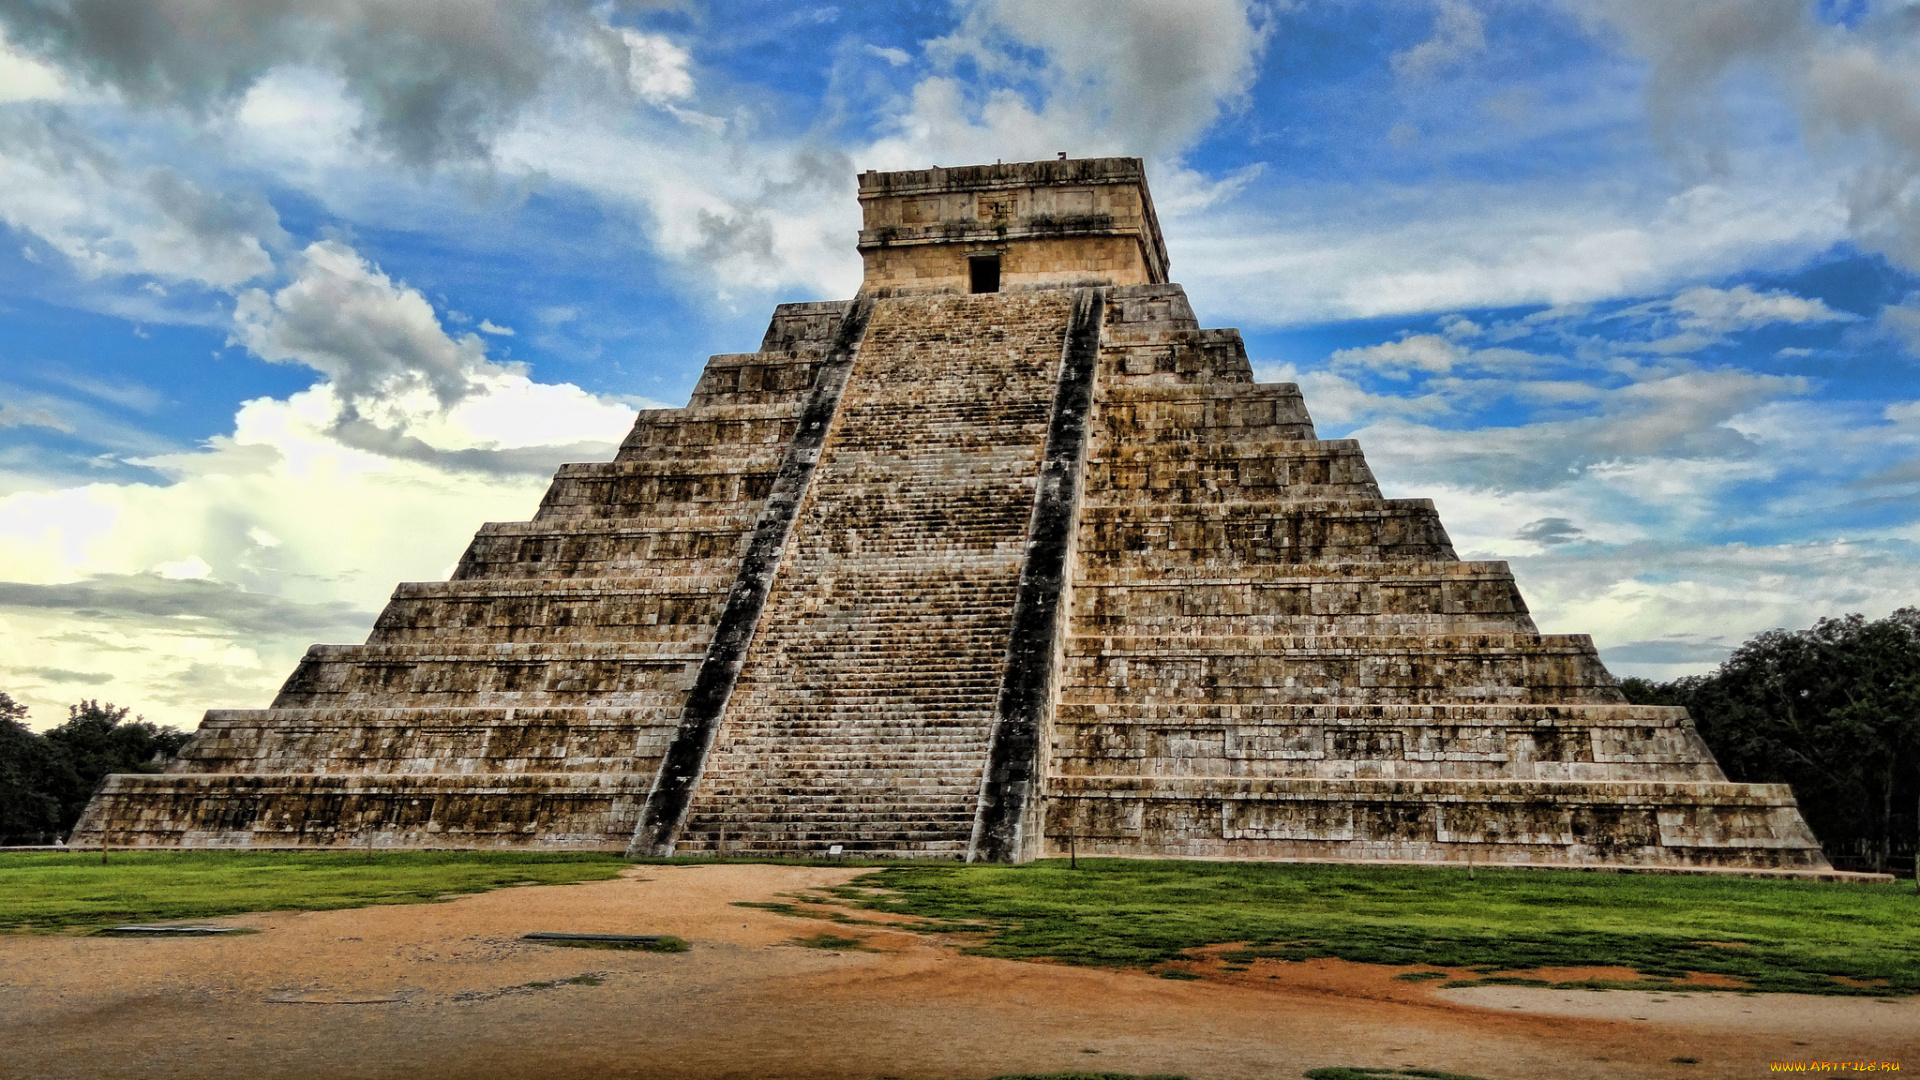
<box><xmin>614</xmin><ymin>402</ymin><xmax>806</xmax><ymax>457</ymax></box>
<box><xmin>1096</xmin><ymin>383</ymin><xmax>1317</xmax><ymax>441</ymax></box>
<box><xmin>170</xmin><ymin>705</ymin><xmax>680</xmax><ymax>775</ymax></box>
<box><xmin>274</xmin><ymin>642</ymin><xmax>708</xmax><ymax>706</ymax></box>
<box><xmin>454</xmin><ymin>519</ymin><xmax>755</xmax><ymax>580</ymax></box>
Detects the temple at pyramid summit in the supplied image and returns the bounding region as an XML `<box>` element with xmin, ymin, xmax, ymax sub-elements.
<box><xmin>76</xmin><ymin>157</ymin><xmax>1831</xmax><ymax>871</ymax></box>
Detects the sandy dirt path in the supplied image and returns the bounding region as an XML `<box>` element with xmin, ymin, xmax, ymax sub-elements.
<box><xmin>0</xmin><ymin>864</ymin><xmax>1912</xmax><ymax>1080</ymax></box>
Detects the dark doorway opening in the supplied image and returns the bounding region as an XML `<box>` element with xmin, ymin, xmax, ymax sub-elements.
<box><xmin>969</xmin><ymin>255</ymin><xmax>1001</xmax><ymax>294</ymax></box>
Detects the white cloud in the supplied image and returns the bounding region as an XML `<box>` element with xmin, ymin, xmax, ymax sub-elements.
<box><xmin>153</xmin><ymin>554</ymin><xmax>212</xmax><ymax>580</ymax></box>
<box><xmin>866</xmin><ymin>0</ymin><xmax>1267</xmax><ymax>166</ymax></box>
<box><xmin>1329</xmin><ymin>334</ymin><xmax>1465</xmax><ymax>379</ymax></box>
<box><xmin>1392</xmin><ymin>0</ymin><xmax>1487</xmax><ymax>82</ymax></box>
<box><xmin>233</xmin><ymin>240</ymin><xmax>496</xmax><ymax>406</ymax></box>
<box><xmin>0</xmin><ymin>402</ymin><xmax>75</xmax><ymax>433</ymax></box>
<box><xmin>620</xmin><ymin>29</ymin><xmax>694</xmax><ymax>106</ymax></box>
<box><xmin>477</xmin><ymin>319</ymin><xmax>514</xmax><ymax>336</ymax></box>
<box><xmin>0</xmin><ymin>368</ymin><xmax>637</xmax><ymax>729</ymax></box>
<box><xmin>1516</xmin><ymin>537</ymin><xmax>1920</xmax><ymax>679</ymax></box>
<box><xmin>1577</xmin><ymin>0</ymin><xmax>1920</xmax><ymax>272</ymax></box>
<box><xmin>865</xmin><ymin>44</ymin><xmax>912</xmax><ymax>67</ymax></box>
<box><xmin>1181</xmin><ymin>168</ymin><xmax>1847</xmax><ymax>326</ymax></box>
<box><xmin>0</xmin><ymin>1</ymin><xmax>637</xmax><ymax>167</ymax></box>
<box><xmin>1878</xmin><ymin>293</ymin><xmax>1920</xmax><ymax>356</ymax></box>
<box><xmin>0</xmin><ymin>31</ymin><xmax>66</xmax><ymax>102</ymax></box>
<box><xmin>0</xmin><ymin>116</ymin><xmax>283</xmax><ymax>288</ymax></box>
<box><xmin>1666</xmin><ymin>283</ymin><xmax>1856</xmax><ymax>329</ymax></box>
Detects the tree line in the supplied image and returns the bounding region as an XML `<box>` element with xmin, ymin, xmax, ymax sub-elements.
<box><xmin>1621</xmin><ymin>608</ymin><xmax>1920</xmax><ymax>874</ymax></box>
<box><xmin>0</xmin><ymin>694</ymin><xmax>190</xmax><ymax>845</ymax></box>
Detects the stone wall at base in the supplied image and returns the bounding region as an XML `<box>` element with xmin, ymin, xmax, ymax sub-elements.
<box><xmin>1045</xmin><ymin>777</ymin><xmax>1826</xmax><ymax>869</ymax></box>
<box><xmin>82</xmin><ymin>773</ymin><xmax>651</xmax><ymax>849</ymax></box>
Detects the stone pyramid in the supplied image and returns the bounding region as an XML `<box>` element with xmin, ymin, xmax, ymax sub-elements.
<box><xmin>77</xmin><ymin>158</ymin><xmax>1829</xmax><ymax>872</ymax></box>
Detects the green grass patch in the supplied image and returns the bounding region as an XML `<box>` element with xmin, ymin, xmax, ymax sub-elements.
<box><xmin>789</xmin><ymin>932</ymin><xmax>873</xmax><ymax>951</ymax></box>
<box><xmin>0</xmin><ymin>850</ymin><xmax>630</xmax><ymax>932</ymax></box>
<box><xmin>809</xmin><ymin>859</ymin><xmax>1920</xmax><ymax>996</ymax></box>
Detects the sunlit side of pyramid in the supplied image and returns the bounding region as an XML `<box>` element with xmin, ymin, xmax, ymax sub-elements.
<box><xmin>76</xmin><ymin>158</ymin><xmax>1829</xmax><ymax>873</ymax></box>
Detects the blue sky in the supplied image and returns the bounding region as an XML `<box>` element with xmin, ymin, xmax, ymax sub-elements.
<box><xmin>1</xmin><ymin>0</ymin><xmax>1918</xmax><ymax>729</ymax></box>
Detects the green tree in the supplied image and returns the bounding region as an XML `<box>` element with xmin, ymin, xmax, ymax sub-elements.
<box><xmin>0</xmin><ymin>693</ymin><xmax>63</xmax><ymax>844</ymax></box>
<box><xmin>39</xmin><ymin>700</ymin><xmax>191</xmax><ymax>835</ymax></box>
<box><xmin>1625</xmin><ymin>610</ymin><xmax>1920</xmax><ymax>873</ymax></box>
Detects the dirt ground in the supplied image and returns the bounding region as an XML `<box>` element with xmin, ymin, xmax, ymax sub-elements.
<box><xmin>0</xmin><ymin>864</ymin><xmax>1912</xmax><ymax>1080</ymax></box>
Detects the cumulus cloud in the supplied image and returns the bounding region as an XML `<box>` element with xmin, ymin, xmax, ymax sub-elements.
<box><xmin>0</xmin><ymin>29</ymin><xmax>67</xmax><ymax>102</ymax></box>
<box><xmin>0</xmin><ymin>114</ymin><xmax>284</xmax><ymax>287</ymax></box>
<box><xmin>620</xmin><ymin>27</ymin><xmax>693</xmax><ymax>107</ymax></box>
<box><xmin>0</xmin><ymin>0</ymin><xmax>680</xmax><ymax>166</ymax></box>
<box><xmin>1664</xmin><ymin>283</ymin><xmax>1858</xmax><ymax>331</ymax></box>
<box><xmin>866</xmin><ymin>0</ymin><xmax>1268</xmax><ymax>166</ymax></box>
<box><xmin>1392</xmin><ymin>0</ymin><xmax>1488</xmax><ymax>82</ymax></box>
<box><xmin>1514</xmin><ymin>536</ymin><xmax>1920</xmax><ymax>678</ymax></box>
<box><xmin>1877</xmin><ymin>293</ymin><xmax>1920</xmax><ymax>356</ymax></box>
<box><xmin>0</xmin><ymin>365</ymin><xmax>638</xmax><ymax>727</ymax></box>
<box><xmin>1577</xmin><ymin>0</ymin><xmax>1920</xmax><ymax>270</ymax></box>
<box><xmin>232</xmin><ymin>240</ymin><xmax>494</xmax><ymax>406</ymax></box>
<box><xmin>1357</xmin><ymin>368</ymin><xmax>1810</xmax><ymax>493</ymax></box>
<box><xmin>1330</xmin><ymin>334</ymin><xmax>1466</xmax><ymax>379</ymax></box>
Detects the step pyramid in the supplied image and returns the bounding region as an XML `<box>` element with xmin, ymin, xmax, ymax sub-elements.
<box><xmin>76</xmin><ymin>158</ymin><xmax>1829</xmax><ymax>872</ymax></box>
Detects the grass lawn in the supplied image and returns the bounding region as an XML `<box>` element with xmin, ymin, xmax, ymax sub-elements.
<box><xmin>807</xmin><ymin>859</ymin><xmax>1920</xmax><ymax>997</ymax></box>
<box><xmin>0</xmin><ymin>850</ymin><xmax>629</xmax><ymax>933</ymax></box>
